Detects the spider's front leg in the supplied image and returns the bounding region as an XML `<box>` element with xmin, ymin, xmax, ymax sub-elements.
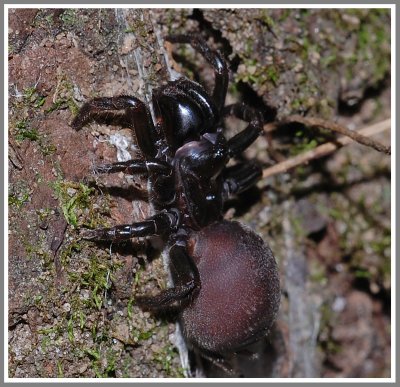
<box><xmin>71</xmin><ymin>95</ymin><xmax>159</xmax><ymax>158</ymax></box>
<box><xmin>166</xmin><ymin>35</ymin><xmax>229</xmax><ymax>112</ymax></box>
<box><xmin>222</xmin><ymin>161</ymin><xmax>262</xmax><ymax>198</ymax></box>
<box><xmin>224</xmin><ymin>103</ymin><xmax>264</xmax><ymax>157</ymax></box>
<box><xmin>219</xmin><ymin>104</ymin><xmax>264</xmax><ymax>199</ymax></box>
<box><xmin>136</xmin><ymin>237</ymin><xmax>200</xmax><ymax>311</ymax></box>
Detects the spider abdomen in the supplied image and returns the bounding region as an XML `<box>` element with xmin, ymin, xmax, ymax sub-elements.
<box><xmin>182</xmin><ymin>221</ymin><xmax>280</xmax><ymax>354</ymax></box>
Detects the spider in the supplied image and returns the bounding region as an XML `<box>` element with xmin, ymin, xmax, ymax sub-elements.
<box><xmin>72</xmin><ymin>35</ymin><xmax>280</xmax><ymax>362</ymax></box>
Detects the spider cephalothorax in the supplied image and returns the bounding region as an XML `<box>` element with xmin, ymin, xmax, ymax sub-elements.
<box><xmin>72</xmin><ymin>35</ymin><xmax>280</xmax><ymax>358</ymax></box>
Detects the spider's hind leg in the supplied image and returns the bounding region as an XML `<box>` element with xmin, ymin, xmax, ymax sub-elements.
<box><xmin>194</xmin><ymin>349</ymin><xmax>240</xmax><ymax>377</ymax></box>
<box><xmin>136</xmin><ymin>240</ymin><xmax>200</xmax><ymax>311</ymax></box>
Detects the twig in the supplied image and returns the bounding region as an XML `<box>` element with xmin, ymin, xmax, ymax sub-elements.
<box><xmin>262</xmin><ymin>118</ymin><xmax>391</xmax><ymax>180</ymax></box>
<box><xmin>283</xmin><ymin>115</ymin><xmax>391</xmax><ymax>155</ymax></box>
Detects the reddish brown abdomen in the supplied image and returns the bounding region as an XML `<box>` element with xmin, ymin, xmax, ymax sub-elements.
<box><xmin>181</xmin><ymin>220</ymin><xmax>280</xmax><ymax>354</ymax></box>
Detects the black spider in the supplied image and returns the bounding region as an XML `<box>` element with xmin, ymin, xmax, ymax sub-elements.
<box><xmin>72</xmin><ymin>35</ymin><xmax>280</xmax><ymax>364</ymax></box>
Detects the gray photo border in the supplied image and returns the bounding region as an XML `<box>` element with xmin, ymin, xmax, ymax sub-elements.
<box><xmin>2</xmin><ymin>1</ymin><xmax>397</xmax><ymax>386</ymax></box>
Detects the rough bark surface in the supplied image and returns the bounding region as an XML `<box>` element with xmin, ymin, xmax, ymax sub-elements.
<box><xmin>8</xmin><ymin>8</ymin><xmax>390</xmax><ymax>378</ymax></box>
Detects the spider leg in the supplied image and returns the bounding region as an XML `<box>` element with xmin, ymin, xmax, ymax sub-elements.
<box><xmin>92</xmin><ymin>159</ymin><xmax>175</xmax><ymax>208</ymax></box>
<box><xmin>80</xmin><ymin>210</ymin><xmax>178</xmax><ymax>242</ymax></box>
<box><xmin>71</xmin><ymin>96</ymin><xmax>159</xmax><ymax>158</ymax></box>
<box><xmin>136</xmin><ymin>239</ymin><xmax>200</xmax><ymax>311</ymax></box>
<box><xmin>222</xmin><ymin>162</ymin><xmax>262</xmax><ymax>198</ymax></box>
<box><xmin>195</xmin><ymin>349</ymin><xmax>238</xmax><ymax>377</ymax></box>
<box><xmin>224</xmin><ymin>103</ymin><xmax>263</xmax><ymax>157</ymax></box>
<box><xmin>166</xmin><ymin>35</ymin><xmax>229</xmax><ymax>112</ymax></box>
<box><xmin>93</xmin><ymin>159</ymin><xmax>172</xmax><ymax>175</ymax></box>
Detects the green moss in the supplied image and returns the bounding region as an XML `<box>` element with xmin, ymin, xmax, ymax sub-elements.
<box><xmin>309</xmin><ymin>261</ymin><xmax>328</xmax><ymax>285</ymax></box>
<box><xmin>126</xmin><ymin>299</ymin><xmax>133</xmax><ymax>319</ymax></box>
<box><xmin>12</xmin><ymin>118</ymin><xmax>57</xmax><ymax>156</ymax></box>
<box><xmin>40</xmin><ymin>142</ymin><xmax>57</xmax><ymax>156</ymax></box>
<box><xmin>67</xmin><ymin>317</ymin><xmax>75</xmax><ymax>343</ymax></box>
<box><xmin>131</xmin><ymin>328</ymin><xmax>154</xmax><ymax>342</ymax></box>
<box><xmin>354</xmin><ymin>268</ymin><xmax>372</xmax><ymax>279</ymax></box>
<box><xmin>40</xmin><ymin>335</ymin><xmax>51</xmax><ymax>353</ymax></box>
<box><xmin>260</xmin><ymin>9</ymin><xmax>275</xmax><ymax>29</ymax></box>
<box><xmin>57</xmin><ymin>361</ymin><xmax>64</xmax><ymax>377</ymax></box>
<box><xmin>67</xmin><ymin>98</ymin><xmax>80</xmax><ymax>116</ymax></box>
<box><xmin>318</xmin><ymin>301</ymin><xmax>343</xmax><ymax>356</ymax></box>
<box><xmin>44</xmin><ymin>13</ymin><xmax>54</xmax><ymax>25</ymax></box>
<box><xmin>153</xmin><ymin>344</ymin><xmax>185</xmax><ymax>377</ymax></box>
<box><xmin>9</xmin><ymin>191</ymin><xmax>30</xmax><ymax>209</ymax></box>
<box><xmin>265</xmin><ymin>65</ymin><xmax>280</xmax><ymax>86</ymax></box>
<box><xmin>46</xmin><ymin>72</ymin><xmax>79</xmax><ymax>115</ymax></box>
<box><xmin>288</xmin><ymin>127</ymin><xmax>321</xmax><ymax>156</ymax></box>
<box><xmin>85</xmin><ymin>347</ymin><xmax>100</xmax><ymax>360</ymax></box>
<box><xmin>14</xmin><ymin>120</ymin><xmax>39</xmax><ymax>142</ymax></box>
<box><xmin>125</xmin><ymin>18</ymin><xmax>147</xmax><ymax>38</ymax></box>
<box><xmin>20</xmin><ymin>235</ymin><xmax>53</xmax><ymax>266</ymax></box>
<box><xmin>56</xmin><ymin>247</ymin><xmax>124</xmax><ymax>375</ymax></box>
<box><xmin>75</xmin><ymin>255</ymin><xmax>115</xmax><ymax>310</ymax></box>
<box><xmin>236</xmin><ymin>60</ymin><xmax>281</xmax><ymax>90</ymax></box>
<box><xmin>277</xmin><ymin>9</ymin><xmax>291</xmax><ymax>22</ymax></box>
<box><xmin>33</xmin><ymin>294</ymin><xmax>44</xmax><ymax>305</ymax></box>
<box><xmin>291</xmin><ymin>215</ymin><xmax>307</xmax><ymax>240</ymax></box>
<box><xmin>52</xmin><ymin>180</ymin><xmax>98</xmax><ymax>228</ymax></box>
<box><xmin>22</xmin><ymin>86</ymin><xmax>47</xmax><ymax>109</ymax></box>
<box><xmin>60</xmin><ymin>9</ymin><xmax>78</xmax><ymax>27</ymax></box>
<box><xmin>38</xmin><ymin>326</ymin><xmax>57</xmax><ymax>335</ymax></box>
<box><xmin>83</xmin><ymin>343</ymin><xmax>121</xmax><ymax>377</ymax></box>
<box><xmin>59</xmin><ymin>240</ymin><xmax>82</xmax><ymax>267</ymax></box>
<box><xmin>345</xmin><ymin>9</ymin><xmax>390</xmax><ymax>84</ymax></box>
<box><xmin>371</xmin><ymin>233</ymin><xmax>390</xmax><ymax>257</ymax></box>
<box><xmin>321</xmin><ymin>54</ymin><xmax>337</xmax><ymax>68</ymax></box>
<box><xmin>325</xmin><ymin>187</ymin><xmax>390</xmax><ymax>293</ymax></box>
<box><xmin>325</xmin><ymin>339</ymin><xmax>342</xmax><ymax>355</ymax></box>
<box><xmin>290</xmin><ymin>98</ymin><xmax>305</xmax><ymax>111</ymax></box>
<box><xmin>103</xmin><ymin>350</ymin><xmax>117</xmax><ymax>377</ymax></box>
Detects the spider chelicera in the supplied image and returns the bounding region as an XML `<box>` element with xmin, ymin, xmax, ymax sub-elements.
<box><xmin>72</xmin><ymin>35</ymin><xmax>280</xmax><ymax>359</ymax></box>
